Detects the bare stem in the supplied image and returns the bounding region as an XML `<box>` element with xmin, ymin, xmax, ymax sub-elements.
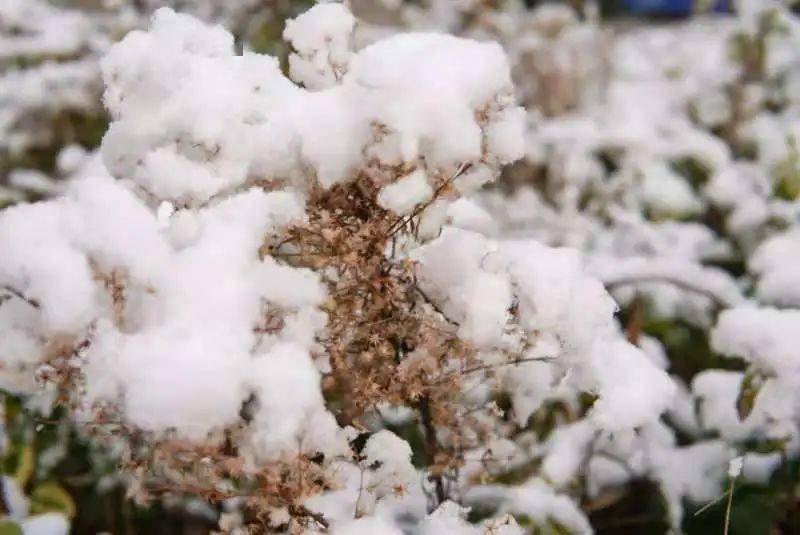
<box><xmin>1</xmin><ymin>285</ymin><xmax>40</xmax><ymax>309</ymax></box>
<box><xmin>417</xmin><ymin>395</ymin><xmax>446</xmax><ymax>509</ymax></box>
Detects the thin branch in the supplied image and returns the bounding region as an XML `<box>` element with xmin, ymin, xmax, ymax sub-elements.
<box><xmin>601</xmin><ymin>271</ymin><xmax>742</xmax><ymax>309</ymax></box>
<box><xmin>354</xmin><ymin>466</ymin><xmax>365</xmax><ymax>519</ymax></box>
<box><xmin>383</xmin><ymin>162</ymin><xmax>472</xmax><ymax>240</ymax></box>
<box><xmin>593</xmin><ymin>257</ymin><xmax>746</xmax><ymax>309</ymax></box>
<box><xmin>605</xmin><ymin>275</ymin><xmax>733</xmax><ymax>308</ymax></box>
<box><xmin>1</xmin><ymin>285</ymin><xmax>40</xmax><ymax>309</ymax></box>
<box><xmin>724</xmin><ymin>475</ymin><xmax>736</xmax><ymax>535</ymax></box>
<box><xmin>460</xmin><ymin>356</ymin><xmax>556</xmax><ymax>376</ymax></box>
<box><xmin>693</xmin><ymin>474</ymin><xmax>737</xmax><ymax>520</ymax></box>
<box><xmin>593</xmin><ymin>451</ymin><xmax>637</xmax><ymax>479</ymax></box>
<box><xmin>415</xmin><ymin>286</ymin><xmax>459</xmax><ymax>327</ymax></box>
<box><xmin>417</xmin><ymin>395</ymin><xmax>446</xmax><ymax>510</ymax></box>
<box><xmin>428</xmin><ymin>356</ymin><xmax>556</xmax><ymax>386</ymax></box>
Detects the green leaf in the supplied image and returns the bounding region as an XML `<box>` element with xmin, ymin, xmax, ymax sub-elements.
<box><xmin>544</xmin><ymin>519</ymin><xmax>573</xmax><ymax>535</ymax></box>
<box><xmin>9</xmin><ymin>446</ymin><xmax>34</xmax><ymax>488</ymax></box>
<box><xmin>773</xmin><ymin>136</ymin><xmax>800</xmax><ymax>200</ymax></box>
<box><xmin>736</xmin><ymin>371</ymin><xmax>766</xmax><ymax>421</ymax></box>
<box><xmin>0</xmin><ymin>521</ymin><xmax>22</xmax><ymax>535</ymax></box>
<box><xmin>29</xmin><ymin>482</ymin><xmax>76</xmax><ymax>519</ymax></box>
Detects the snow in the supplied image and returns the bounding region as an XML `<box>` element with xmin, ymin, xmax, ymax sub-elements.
<box><xmin>20</xmin><ymin>514</ymin><xmax>70</xmax><ymax>535</ymax></box>
<box><xmin>416</xmin><ymin>227</ymin><xmax>675</xmax><ymax>429</ymax></box>
<box><xmin>750</xmin><ymin>230</ymin><xmax>800</xmax><ymax>307</ymax></box>
<box><xmin>465</xmin><ymin>479</ymin><xmax>592</xmax><ymax>534</ymax></box>
<box><xmin>284</xmin><ymin>3</ymin><xmax>355</xmax><ymax>90</ymax></box>
<box><xmin>377</xmin><ymin>169</ymin><xmax>433</xmax><ymax>215</ymax></box>
<box><xmin>333</xmin><ymin>516</ymin><xmax>403</xmax><ymax>535</ymax></box>
<box><xmin>712</xmin><ymin>308</ymin><xmax>800</xmax><ymax>377</ymax></box>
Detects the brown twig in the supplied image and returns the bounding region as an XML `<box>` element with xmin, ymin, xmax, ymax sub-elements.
<box><xmin>427</xmin><ymin>356</ymin><xmax>556</xmax><ymax>386</ymax></box>
<box><xmin>383</xmin><ymin>162</ymin><xmax>472</xmax><ymax>240</ymax></box>
<box><xmin>1</xmin><ymin>285</ymin><xmax>40</xmax><ymax>309</ymax></box>
<box><xmin>417</xmin><ymin>395</ymin><xmax>447</xmax><ymax>509</ymax></box>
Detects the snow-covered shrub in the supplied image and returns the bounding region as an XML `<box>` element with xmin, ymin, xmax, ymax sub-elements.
<box><xmin>0</xmin><ymin>3</ymin><xmax>685</xmax><ymax>533</ymax></box>
<box><xmin>6</xmin><ymin>0</ymin><xmax>800</xmax><ymax>533</ymax></box>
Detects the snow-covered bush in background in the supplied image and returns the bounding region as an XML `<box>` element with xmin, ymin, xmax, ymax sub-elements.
<box><xmin>348</xmin><ymin>0</ymin><xmax>800</xmax><ymax>531</ymax></box>
<box><xmin>0</xmin><ymin>0</ymin><xmax>111</xmax><ymax>204</ymax></box>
